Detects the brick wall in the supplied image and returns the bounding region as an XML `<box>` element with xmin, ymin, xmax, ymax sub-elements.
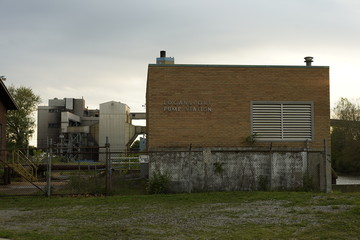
<box><xmin>146</xmin><ymin>65</ymin><xmax>330</xmax><ymax>150</ymax></box>
<box><xmin>0</xmin><ymin>103</ymin><xmax>6</xmax><ymax>159</ymax></box>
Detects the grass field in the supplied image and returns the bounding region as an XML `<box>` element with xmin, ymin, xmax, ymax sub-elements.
<box><xmin>1</xmin><ymin>191</ymin><xmax>360</xmax><ymax>240</ymax></box>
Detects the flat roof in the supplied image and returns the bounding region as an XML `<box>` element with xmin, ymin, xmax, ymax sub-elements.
<box><xmin>148</xmin><ymin>64</ymin><xmax>329</xmax><ymax>69</ymax></box>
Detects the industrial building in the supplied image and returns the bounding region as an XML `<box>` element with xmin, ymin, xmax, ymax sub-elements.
<box><xmin>37</xmin><ymin>98</ymin><xmax>145</xmax><ymax>160</ymax></box>
<box><xmin>146</xmin><ymin>51</ymin><xmax>331</xmax><ymax>192</ymax></box>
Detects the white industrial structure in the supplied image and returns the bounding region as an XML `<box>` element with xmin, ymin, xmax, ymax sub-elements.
<box><xmin>37</xmin><ymin>98</ymin><xmax>146</xmax><ymax>161</ymax></box>
<box><xmin>100</xmin><ymin>101</ymin><xmax>135</xmax><ymax>152</ymax></box>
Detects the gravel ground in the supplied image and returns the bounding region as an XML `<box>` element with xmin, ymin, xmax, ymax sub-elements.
<box><xmin>0</xmin><ymin>198</ymin><xmax>354</xmax><ymax>239</ymax></box>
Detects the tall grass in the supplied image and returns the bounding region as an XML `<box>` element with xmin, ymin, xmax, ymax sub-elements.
<box><xmin>1</xmin><ymin>192</ymin><xmax>360</xmax><ymax>239</ymax></box>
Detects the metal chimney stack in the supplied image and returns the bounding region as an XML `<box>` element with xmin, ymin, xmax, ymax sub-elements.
<box><xmin>304</xmin><ymin>56</ymin><xmax>313</xmax><ymax>67</ymax></box>
<box><xmin>160</xmin><ymin>50</ymin><xmax>166</xmax><ymax>58</ymax></box>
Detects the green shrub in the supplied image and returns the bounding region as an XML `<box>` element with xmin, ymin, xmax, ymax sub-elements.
<box><xmin>244</xmin><ymin>133</ymin><xmax>257</xmax><ymax>145</ymax></box>
<box><xmin>146</xmin><ymin>170</ymin><xmax>171</xmax><ymax>194</ymax></box>
<box><xmin>213</xmin><ymin>162</ymin><xmax>225</xmax><ymax>174</ymax></box>
<box><xmin>62</xmin><ymin>175</ymin><xmax>105</xmax><ymax>195</ymax></box>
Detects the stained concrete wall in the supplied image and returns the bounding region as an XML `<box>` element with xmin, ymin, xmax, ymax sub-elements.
<box><xmin>149</xmin><ymin>148</ymin><xmax>328</xmax><ymax>192</ymax></box>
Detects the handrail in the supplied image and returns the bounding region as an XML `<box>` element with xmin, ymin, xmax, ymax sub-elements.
<box><xmin>111</xmin><ymin>157</ymin><xmax>140</xmax><ymax>170</ymax></box>
<box><xmin>2</xmin><ymin>150</ymin><xmax>43</xmax><ymax>192</ymax></box>
<box><xmin>17</xmin><ymin>150</ymin><xmax>38</xmax><ymax>169</ymax></box>
<box><xmin>12</xmin><ymin>150</ymin><xmax>38</xmax><ymax>180</ymax></box>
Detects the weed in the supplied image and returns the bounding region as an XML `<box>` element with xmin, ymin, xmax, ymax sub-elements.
<box><xmin>244</xmin><ymin>133</ymin><xmax>257</xmax><ymax>145</ymax></box>
<box><xmin>350</xmin><ymin>207</ymin><xmax>360</xmax><ymax>215</ymax></box>
<box><xmin>213</xmin><ymin>162</ymin><xmax>225</xmax><ymax>174</ymax></box>
<box><xmin>146</xmin><ymin>170</ymin><xmax>171</xmax><ymax>194</ymax></box>
<box><xmin>61</xmin><ymin>175</ymin><xmax>105</xmax><ymax>195</ymax></box>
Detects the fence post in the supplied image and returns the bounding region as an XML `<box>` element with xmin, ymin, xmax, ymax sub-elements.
<box><xmin>188</xmin><ymin>144</ymin><xmax>192</xmax><ymax>193</ymax></box>
<box><xmin>323</xmin><ymin>138</ymin><xmax>331</xmax><ymax>193</ymax></box>
<box><xmin>305</xmin><ymin>139</ymin><xmax>309</xmax><ymax>186</ymax></box>
<box><xmin>46</xmin><ymin>139</ymin><xmax>52</xmax><ymax>197</ymax></box>
<box><xmin>269</xmin><ymin>142</ymin><xmax>273</xmax><ymax>190</ymax></box>
<box><xmin>105</xmin><ymin>137</ymin><xmax>111</xmax><ymax>196</ymax></box>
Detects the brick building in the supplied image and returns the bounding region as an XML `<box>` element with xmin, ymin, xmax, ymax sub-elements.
<box><xmin>146</xmin><ymin>52</ymin><xmax>331</xmax><ymax>192</ymax></box>
<box><xmin>0</xmin><ymin>78</ymin><xmax>18</xmax><ymax>155</ymax></box>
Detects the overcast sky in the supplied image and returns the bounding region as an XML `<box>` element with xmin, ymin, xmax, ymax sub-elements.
<box><xmin>1</xmin><ymin>0</ymin><xmax>360</xmax><ymax>113</ymax></box>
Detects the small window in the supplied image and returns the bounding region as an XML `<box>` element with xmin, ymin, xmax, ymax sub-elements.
<box><xmin>48</xmin><ymin>123</ymin><xmax>60</xmax><ymax>128</ymax></box>
<box><xmin>251</xmin><ymin>102</ymin><xmax>313</xmax><ymax>141</ymax></box>
<box><xmin>49</xmin><ymin>109</ymin><xmax>60</xmax><ymax>113</ymax></box>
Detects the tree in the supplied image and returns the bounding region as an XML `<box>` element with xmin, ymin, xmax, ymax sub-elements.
<box><xmin>331</xmin><ymin>98</ymin><xmax>360</xmax><ymax>174</ymax></box>
<box><xmin>6</xmin><ymin>86</ymin><xmax>41</xmax><ymax>149</ymax></box>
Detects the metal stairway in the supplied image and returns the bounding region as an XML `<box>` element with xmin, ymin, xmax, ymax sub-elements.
<box><xmin>7</xmin><ymin>150</ymin><xmax>38</xmax><ymax>182</ymax></box>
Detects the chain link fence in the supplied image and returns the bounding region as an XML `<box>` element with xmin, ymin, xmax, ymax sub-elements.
<box><xmin>1</xmin><ymin>144</ymin><xmax>329</xmax><ymax>196</ymax></box>
<box><xmin>0</xmin><ymin>146</ymin><xmax>147</xmax><ymax>197</ymax></box>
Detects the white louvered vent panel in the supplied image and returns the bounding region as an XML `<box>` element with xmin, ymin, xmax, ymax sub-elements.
<box><xmin>252</xmin><ymin>103</ymin><xmax>312</xmax><ymax>141</ymax></box>
<box><xmin>282</xmin><ymin>104</ymin><xmax>312</xmax><ymax>140</ymax></box>
<box><xmin>252</xmin><ymin>104</ymin><xmax>282</xmax><ymax>140</ymax></box>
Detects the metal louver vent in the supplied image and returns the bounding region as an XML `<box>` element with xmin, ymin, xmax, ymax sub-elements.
<box><xmin>252</xmin><ymin>102</ymin><xmax>313</xmax><ymax>141</ymax></box>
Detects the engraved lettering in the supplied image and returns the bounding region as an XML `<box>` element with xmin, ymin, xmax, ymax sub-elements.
<box><xmin>163</xmin><ymin>99</ymin><xmax>213</xmax><ymax>112</ymax></box>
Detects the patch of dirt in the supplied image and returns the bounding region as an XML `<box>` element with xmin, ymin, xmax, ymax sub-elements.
<box><xmin>0</xmin><ymin>210</ymin><xmax>31</xmax><ymax>222</ymax></box>
<box><xmin>0</xmin><ymin>181</ymin><xmax>68</xmax><ymax>195</ymax></box>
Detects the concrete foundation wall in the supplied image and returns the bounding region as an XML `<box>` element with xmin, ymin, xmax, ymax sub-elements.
<box><xmin>149</xmin><ymin>148</ymin><xmax>327</xmax><ymax>192</ymax></box>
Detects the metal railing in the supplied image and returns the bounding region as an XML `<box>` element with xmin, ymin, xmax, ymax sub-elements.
<box><xmin>10</xmin><ymin>150</ymin><xmax>38</xmax><ymax>181</ymax></box>
<box><xmin>111</xmin><ymin>156</ymin><xmax>140</xmax><ymax>170</ymax></box>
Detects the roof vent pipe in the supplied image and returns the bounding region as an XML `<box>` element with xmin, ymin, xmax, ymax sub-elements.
<box><xmin>160</xmin><ymin>50</ymin><xmax>166</xmax><ymax>58</ymax></box>
<box><xmin>304</xmin><ymin>56</ymin><xmax>313</xmax><ymax>66</ymax></box>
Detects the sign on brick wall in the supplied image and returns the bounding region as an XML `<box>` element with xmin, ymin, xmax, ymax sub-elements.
<box><xmin>163</xmin><ymin>100</ymin><xmax>212</xmax><ymax>112</ymax></box>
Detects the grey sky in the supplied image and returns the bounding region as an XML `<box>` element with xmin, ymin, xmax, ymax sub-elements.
<box><xmin>1</xmin><ymin>0</ymin><xmax>360</xmax><ymax>113</ymax></box>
